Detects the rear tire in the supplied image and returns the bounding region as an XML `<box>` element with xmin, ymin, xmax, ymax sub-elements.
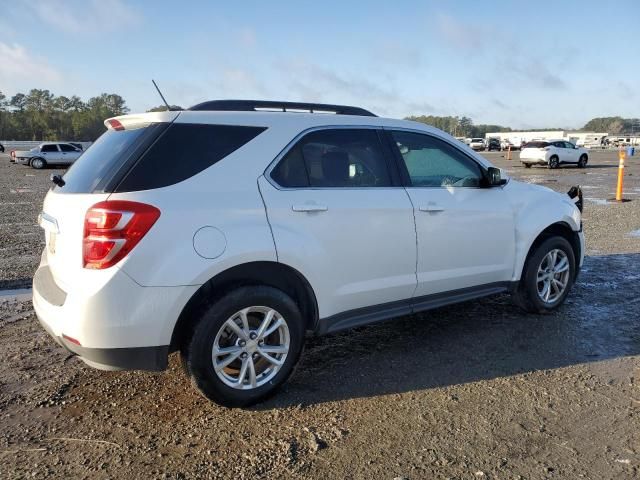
<box><xmin>513</xmin><ymin>236</ymin><xmax>576</xmax><ymax>313</ymax></box>
<box><xmin>548</xmin><ymin>156</ymin><xmax>559</xmax><ymax>169</ymax></box>
<box><xmin>31</xmin><ymin>157</ymin><xmax>46</xmax><ymax>169</ymax></box>
<box><xmin>578</xmin><ymin>154</ymin><xmax>588</xmax><ymax>168</ymax></box>
<box><xmin>523</xmin><ymin>163</ymin><xmax>532</xmax><ymax>168</ymax></box>
<box><xmin>183</xmin><ymin>286</ymin><xmax>304</xmax><ymax>407</ymax></box>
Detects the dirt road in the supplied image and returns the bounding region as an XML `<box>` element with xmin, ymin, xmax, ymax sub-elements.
<box><xmin>1</xmin><ymin>150</ymin><xmax>639</xmax><ymax>479</ymax></box>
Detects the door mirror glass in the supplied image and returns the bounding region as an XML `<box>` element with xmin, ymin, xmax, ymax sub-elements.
<box><xmin>487</xmin><ymin>167</ymin><xmax>507</xmax><ymax>186</ymax></box>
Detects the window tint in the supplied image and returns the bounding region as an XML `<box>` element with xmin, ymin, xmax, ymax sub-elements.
<box><xmin>41</xmin><ymin>144</ymin><xmax>58</xmax><ymax>153</ymax></box>
<box><xmin>551</xmin><ymin>141</ymin><xmax>564</xmax><ymax>148</ymax></box>
<box><xmin>391</xmin><ymin>131</ymin><xmax>483</xmax><ymax>187</ymax></box>
<box><xmin>55</xmin><ymin>125</ymin><xmax>161</xmax><ymax>193</ymax></box>
<box><xmin>116</xmin><ymin>124</ymin><xmax>267</xmax><ymax>192</ymax></box>
<box><xmin>59</xmin><ymin>143</ymin><xmax>77</xmax><ymax>152</ymax></box>
<box><xmin>526</xmin><ymin>141</ymin><xmax>550</xmax><ymax>148</ymax></box>
<box><xmin>271</xmin><ymin>129</ymin><xmax>392</xmax><ymax>188</ymax></box>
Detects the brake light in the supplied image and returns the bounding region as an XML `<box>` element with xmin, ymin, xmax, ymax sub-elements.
<box><xmin>107</xmin><ymin>119</ymin><xmax>125</xmax><ymax>131</ymax></box>
<box><xmin>83</xmin><ymin>201</ymin><xmax>160</xmax><ymax>269</ymax></box>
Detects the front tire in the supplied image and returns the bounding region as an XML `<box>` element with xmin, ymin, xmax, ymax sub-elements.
<box><xmin>523</xmin><ymin>163</ymin><xmax>532</xmax><ymax>168</ymax></box>
<box><xmin>513</xmin><ymin>236</ymin><xmax>576</xmax><ymax>313</ymax></box>
<box><xmin>578</xmin><ymin>154</ymin><xmax>588</xmax><ymax>168</ymax></box>
<box><xmin>183</xmin><ymin>286</ymin><xmax>304</xmax><ymax>407</ymax></box>
<box><xmin>31</xmin><ymin>157</ymin><xmax>46</xmax><ymax>169</ymax></box>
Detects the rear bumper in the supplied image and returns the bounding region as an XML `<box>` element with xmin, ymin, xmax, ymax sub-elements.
<box><xmin>37</xmin><ymin>315</ymin><xmax>169</xmax><ymax>371</ymax></box>
<box><xmin>33</xmin><ymin>255</ymin><xmax>198</xmax><ymax>371</ymax></box>
<box><xmin>520</xmin><ymin>156</ymin><xmax>547</xmax><ymax>165</ymax></box>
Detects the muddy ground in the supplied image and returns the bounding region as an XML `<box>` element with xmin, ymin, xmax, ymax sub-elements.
<box><xmin>1</xmin><ymin>150</ymin><xmax>639</xmax><ymax>479</ymax></box>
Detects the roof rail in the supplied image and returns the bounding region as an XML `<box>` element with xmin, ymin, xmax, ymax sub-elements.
<box><xmin>188</xmin><ymin>100</ymin><xmax>377</xmax><ymax>117</ymax></box>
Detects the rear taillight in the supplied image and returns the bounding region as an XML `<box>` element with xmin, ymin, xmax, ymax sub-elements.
<box><xmin>83</xmin><ymin>201</ymin><xmax>160</xmax><ymax>269</ymax></box>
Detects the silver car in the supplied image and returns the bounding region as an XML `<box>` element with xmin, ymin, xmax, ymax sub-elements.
<box><xmin>15</xmin><ymin>143</ymin><xmax>83</xmax><ymax>169</ymax></box>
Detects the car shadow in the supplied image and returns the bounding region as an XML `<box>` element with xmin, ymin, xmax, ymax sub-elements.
<box><xmin>255</xmin><ymin>253</ymin><xmax>640</xmax><ymax>409</ymax></box>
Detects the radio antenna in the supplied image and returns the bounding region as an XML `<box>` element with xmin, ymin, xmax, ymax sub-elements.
<box><xmin>152</xmin><ymin>79</ymin><xmax>172</xmax><ymax>111</ymax></box>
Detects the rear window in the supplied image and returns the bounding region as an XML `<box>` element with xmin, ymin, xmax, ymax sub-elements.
<box><xmin>55</xmin><ymin>126</ymin><xmax>161</xmax><ymax>193</ymax></box>
<box><xmin>114</xmin><ymin>123</ymin><xmax>266</xmax><ymax>192</ymax></box>
<box><xmin>526</xmin><ymin>141</ymin><xmax>550</xmax><ymax>148</ymax></box>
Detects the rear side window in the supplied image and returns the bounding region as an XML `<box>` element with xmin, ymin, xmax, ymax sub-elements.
<box><xmin>526</xmin><ymin>141</ymin><xmax>550</xmax><ymax>148</ymax></box>
<box><xmin>115</xmin><ymin>124</ymin><xmax>266</xmax><ymax>192</ymax></box>
<box><xmin>271</xmin><ymin>128</ymin><xmax>392</xmax><ymax>188</ymax></box>
<box><xmin>41</xmin><ymin>144</ymin><xmax>58</xmax><ymax>153</ymax></box>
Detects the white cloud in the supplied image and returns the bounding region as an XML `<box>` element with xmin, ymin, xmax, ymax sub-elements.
<box><xmin>0</xmin><ymin>42</ymin><xmax>62</xmax><ymax>92</ymax></box>
<box><xmin>26</xmin><ymin>0</ymin><xmax>139</xmax><ymax>34</ymax></box>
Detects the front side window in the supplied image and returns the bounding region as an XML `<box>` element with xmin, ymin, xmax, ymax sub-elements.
<box><xmin>59</xmin><ymin>144</ymin><xmax>77</xmax><ymax>152</ymax></box>
<box><xmin>391</xmin><ymin>131</ymin><xmax>483</xmax><ymax>187</ymax></box>
<box><xmin>271</xmin><ymin>128</ymin><xmax>392</xmax><ymax>188</ymax></box>
<box><xmin>41</xmin><ymin>144</ymin><xmax>58</xmax><ymax>153</ymax></box>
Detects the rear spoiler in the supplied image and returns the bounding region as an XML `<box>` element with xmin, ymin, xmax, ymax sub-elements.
<box><xmin>567</xmin><ymin>186</ymin><xmax>583</xmax><ymax>212</ymax></box>
<box><xmin>104</xmin><ymin>111</ymin><xmax>180</xmax><ymax>131</ymax></box>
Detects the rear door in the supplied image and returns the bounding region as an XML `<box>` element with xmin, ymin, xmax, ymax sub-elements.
<box><xmin>259</xmin><ymin>127</ymin><xmax>417</xmax><ymax>319</ymax></box>
<box><xmin>386</xmin><ymin>129</ymin><xmax>515</xmax><ymax>297</ymax></box>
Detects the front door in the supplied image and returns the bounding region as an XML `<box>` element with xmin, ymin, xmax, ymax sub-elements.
<box><xmin>259</xmin><ymin>127</ymin><xmax>417</xmax><ymax>319</ymax></box>
<box><xmin>386</xmin><ymin>129</ymin><xmax>516</xmax><ymax>297</ymax></box>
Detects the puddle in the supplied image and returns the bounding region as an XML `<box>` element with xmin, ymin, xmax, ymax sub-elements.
<box><xmin>0</xmin><ymin>288</ymin><xmax>33</xmax><ymax>303</ymax></box>
<box><xmin>585</xmin><ymin>197</ymin><xmax>609</xmax><ymax>205</ymax></box>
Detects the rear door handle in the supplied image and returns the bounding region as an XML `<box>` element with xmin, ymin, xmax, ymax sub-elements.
<box><xmin>292</xmin><ymin>204</ymin><xmax>328</xmax><ymax>213</ymax></box>
<box><xmin>419</xmin><ymin>203</ymin><xmax>444</xmax><ymax>213</ymax></box>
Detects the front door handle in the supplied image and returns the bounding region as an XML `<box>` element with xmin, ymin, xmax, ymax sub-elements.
<box><xmin>419</xmin><ymin>203</ymin><xmax>444</xmax><ymax>213</ymax></box>
<box><xmin>292</xmin><ymin>204</ymin><xmax>328</xmax><ymax>213</ymax></box>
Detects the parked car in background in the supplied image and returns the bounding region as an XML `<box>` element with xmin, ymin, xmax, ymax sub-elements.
<box><xmin>33</xmin><ymin>100</ymin><xmax>585</xmax><ymax>407</ymax></box>
<box><xmin>14</xmin><ymin>143</ymin><xmax>83</xmax><ymax>169</ymax></box>
<box><xmin>469</xmin><ymin>138</ymin><xmax>485</xmax><ymax>151</ymax></box>
<box><xmin>520</xmin><ymin>140</ymin><xmax>589</xmax><ymax>169</ymax></box>
<box><xmin>486</xmin><ymin>138</ymin><xmax>501</xmax><ymax>151</ymax></box>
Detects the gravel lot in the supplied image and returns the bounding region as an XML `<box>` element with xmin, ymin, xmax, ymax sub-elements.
<box><xmin>1</xmin><ymin>150</ymin><xmax>639</xmax><ymax>479</ymax></box>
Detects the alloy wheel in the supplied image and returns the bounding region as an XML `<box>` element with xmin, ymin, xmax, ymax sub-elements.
<box><xmin>536</xmin><ymin>249</ymin><xmax>570</xmax><ymax>304</ymax></box>
<box><xmin>211</xmin><ymin>306</ymin><xmax>290</xmax><ymax>390</ymax></box>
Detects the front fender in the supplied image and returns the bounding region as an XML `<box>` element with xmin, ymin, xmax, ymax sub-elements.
<box><xmin>506</xmin><ymin>181</ymin><xmax>581</xmax><ymax>280</ymax></box>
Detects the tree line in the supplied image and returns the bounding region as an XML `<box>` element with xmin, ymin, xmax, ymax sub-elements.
<box><xmin>407</xmin><ymin>115</ymin><xmax>640</xmax><ymax>137</ymax></box>
<box><xmin>0</xmin><ymin>89</ymin><xmax>637</xmax><ymax>141</ymax></box>
<box><xmin>0</xmin><ymin>89</ymin><xmax>129</xmax><ymax>141</ymax></box>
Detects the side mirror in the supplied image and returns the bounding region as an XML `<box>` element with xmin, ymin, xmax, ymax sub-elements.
<box><xmin>486</xmin><ymin>167</ymin><xmax>507</xmax><ymax>186</ymax></box>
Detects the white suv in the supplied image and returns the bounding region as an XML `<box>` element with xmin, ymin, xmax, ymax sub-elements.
<box><xmin>33</xmin><ymin>100</ymin><xmax>585</xmax><ymax>407</ymax></box>
<box><xmin>520</xmin><ymin>140</ymin><xmax>589</xmax><ymax>169</ymax></box>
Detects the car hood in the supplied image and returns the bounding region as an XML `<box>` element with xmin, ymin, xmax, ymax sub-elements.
<box><xmin>505</xmin><ymin>179</ymin><xmax>577</xmax><ymax>209</ymax></box>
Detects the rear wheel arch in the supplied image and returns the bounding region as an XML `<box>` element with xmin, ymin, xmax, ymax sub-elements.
<box><xmin>170</xmin><ymin>261</ymin><xmax>318</xmax><ymax>352</ymax></box>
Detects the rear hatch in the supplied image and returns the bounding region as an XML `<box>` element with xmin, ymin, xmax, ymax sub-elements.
<box><xmin>520</xmin><ymin>141</ymin><xmax>549</xmax><ymax>159</ymax></box>
<box><xmin>40</xmin><ymin>112</ymin><xmax>178</xmax><ymax>291</ymax></box>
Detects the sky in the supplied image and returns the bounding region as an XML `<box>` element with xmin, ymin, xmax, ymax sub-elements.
<box><xmin>0</xmin><ymin>0</ymin><xmax>638</xmax><ymax>129</ymax></box>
